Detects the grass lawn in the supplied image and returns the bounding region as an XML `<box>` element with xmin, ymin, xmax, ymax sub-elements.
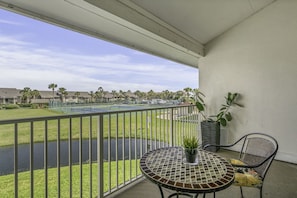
<box><xmin>0</xmin><ymin>160</ymin><xmax>140</xmax><ymax>197</ymax></box>
<box><xmin>0</xmin><ymin>108</ymin><xmax>177</xmax><ymax>147</ymax></box>
<box><xmin>0</xmin><ymin>108</ymin><xmax>64</xmax><ymax>120</ymax></box>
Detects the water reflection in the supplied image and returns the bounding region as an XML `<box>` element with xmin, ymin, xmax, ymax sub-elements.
<box><xmin>0</xmin><ymin>139</ymin><xmax>167</xmax><ymax>175</ymax></box>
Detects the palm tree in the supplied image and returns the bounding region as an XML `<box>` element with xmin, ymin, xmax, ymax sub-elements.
<box><xmin>134</xmin><ymin>90</ymin><xmax>143</xmax><ymax>102</ymax></box>
<box><xmin>19</xmin><ymin>87</ymin><xmax>32</xmax><ymax>103</ymax></box>
<box><xmin>48</xmin><ymin>83</ymin><xmax>57</xmax><ymax>99</ymax></box>
<box><xmin>31</xmin><ymin>89</ymin><xmax>40</xmax><ymax>99</ymax></box>
<box><xmin>134</xmin><ymin>90</ymin><xmax>141</xmax><ymax>97</ymax></box>
<box><xmin>147</xmin><ymin>90</ymin><xmax>155</xmax><ymax>100</ymax></box>
<box><xmin>183</xmin><ymin>87</ymin><xmax>193</xmax><ymax>103</ymax></box>
<box><xmin>168</xmin><ymin>91</ymin><xmax>175</xmax><ymax>100</ymax></box>
<box><xmin>95</xmin><ymin>86</ymin><xmax>104</xmax><ymax>102</ymax></box>
<box><xmin>141</xmin><ymin>91</ymin><xmax>147</xmax><ymax>100</ymax></box>
<box><xmin>58</xmin><ymin>87</ymin><xmax>68</xmax><ymax>103</ymax></box>
<box><xmin>161</xmin><ymin>90</ymin><xmax>170</xmax><ymax>100</ymax></box>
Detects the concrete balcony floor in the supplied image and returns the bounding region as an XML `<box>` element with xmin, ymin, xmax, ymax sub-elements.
<box><xmin>115</xmin><ymin>150</ymin><xmax>297</xmax><ymax>198</ymax></box>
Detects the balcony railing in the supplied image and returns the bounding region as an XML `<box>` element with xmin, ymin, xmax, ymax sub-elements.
<box><xmin>0</xmin><ymin>105</ymin><xmax>201</xmax><ymax>197</ymax></box>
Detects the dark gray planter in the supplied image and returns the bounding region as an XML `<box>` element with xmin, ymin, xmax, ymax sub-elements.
<box><xmin>184</xmin><ymin>148</ymin><xmax>198</xmax><ymax>163</ymax></box>
<box><xmin>201</xmin><ymin>120</ymin><xmax>220</xmax><ymax>152</ymax></box>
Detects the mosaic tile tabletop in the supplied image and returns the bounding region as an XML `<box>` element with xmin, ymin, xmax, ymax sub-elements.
<box><xmin>140</xmin><ymin>147</ymin><xmax>234</xmax><ymax>193</ymax></box>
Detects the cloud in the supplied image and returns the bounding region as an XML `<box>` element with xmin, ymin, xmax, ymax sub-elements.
<box><xmin>0</xmin><ymin>19</ymin><xmax>22</xmax><ymax>25</ymax></box>
<box><xmin>0</xmin><ymin>34</ymin><xmax>29</xmax><ymax>45</ymax></box>
<box><xmin>0</xmin><ymin>30</ymin><xmax>198</xmax><ymax>92</ymax></box>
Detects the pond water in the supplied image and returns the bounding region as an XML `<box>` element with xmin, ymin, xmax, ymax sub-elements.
<box><xmin>0</xmin><ymin>139</ymin><xmax>167</xmax><ymax>175</ymax></box>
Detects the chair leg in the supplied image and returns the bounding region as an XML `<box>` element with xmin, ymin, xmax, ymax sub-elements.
<box><xmin>240</xmin><ymin>186</ymin><xmax>244</xmax><ymax>198</ymax></box>
<box><xmin>157</xmin><ymin>185</ymin><xmax>164</xmax><ymax>198</ymax></box>
<box><xmin>260</xmin><ymin>187</ymin><xmax>263</xmax><ymax>198</ymax></box>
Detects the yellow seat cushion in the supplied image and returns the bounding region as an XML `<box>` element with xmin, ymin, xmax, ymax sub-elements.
<box><xmin>233</xmin><ymin>168</ymin><xmax>263</xmax><ymax>187</ymax></box>
<box><xmin>230</xmin><ymin>159</ymin><xmax>246</xmax><ymax>166</ymax></box>
<box><xmin>229</xmin><ymin>158</ymin><xmax>263</xmax><ymax>187</ymax></box>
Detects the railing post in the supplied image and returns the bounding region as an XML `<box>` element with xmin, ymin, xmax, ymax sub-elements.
<box><xmin>30</xmin><ymin>122</ymin><xmax>34</xmax><ymax>198</ymax></box>
<box><xmin>14</xmin><ymin>123</ymin><xmax>18</xmax><ymax>198</ymax></box>
<box><xmin>44</xmin><ymin>121</ymin><xmax>48</xmax><ymax>198</ymax></box>
<box><xmin>170</xmin><ymin>108</ymin><xmax>174</xmax><ymax>146</ymax></box>
<box><xmin>57</xmin><ymin>119</ymin><xmax>61</xmax><ymax>198</ymax></box>
<box><xmin>98</xmin><ymin>115</ymin><xmax>104</xmax><ymax>198</ymax></box>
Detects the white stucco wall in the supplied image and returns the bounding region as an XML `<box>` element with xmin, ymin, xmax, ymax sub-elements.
<box><xmin>198</xmin><ymin>0</ymin><xmax>297</xmax><ymax>163</ymax></box>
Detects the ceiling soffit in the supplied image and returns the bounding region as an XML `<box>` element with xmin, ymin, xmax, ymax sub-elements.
<box><xmin>130</xmin><ymin>0</ymin><xmax>276</xmax><ymax>44</ymax></box>
<box><xmin>84</xmin><ymin>0</ymin><xmax>204</xmax><ymax>57</ymax></box>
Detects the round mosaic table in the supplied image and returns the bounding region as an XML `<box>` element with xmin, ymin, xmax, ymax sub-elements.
<box><xmin>140</xmin><ymin>147</ymin><xmax>234</xmax><ymax>198</ymax></box>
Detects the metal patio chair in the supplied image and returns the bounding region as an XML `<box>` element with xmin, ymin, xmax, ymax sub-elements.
<box><xmin>204</xmin><ymin>133</ymin><xmax>278</xmax><ymax>198</ymax></box>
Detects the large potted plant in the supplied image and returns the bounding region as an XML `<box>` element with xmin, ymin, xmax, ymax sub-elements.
<box><xmin>195</xmin><ymin>92</ymin><xmax>243</xmax><ymax>152</ymax></box>
<box><xmin>182</xmin><ymin>136</ymin><xmax>199</xmax><ymax>164</ymax></box>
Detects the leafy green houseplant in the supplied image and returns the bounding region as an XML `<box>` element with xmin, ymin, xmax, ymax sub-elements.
<box><xmin>195</xmin><ymin>92</ymin><xmax>243</xmax><ymax>127</ymax></box>
<box><xmin>195</xmin><ymin>92</ymin><xmax>243</xmax><ymax>152</ymax></box>
<box><xmin>183</xmin><ymin>136</ymin><xmax>199</xmax><ymax>163</ymax></box>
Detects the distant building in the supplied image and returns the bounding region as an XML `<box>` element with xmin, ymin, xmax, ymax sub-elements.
<box><xmin>31</xmin><ymin>90</ymin><xmax>92</xmax><ymax>104</ymax></box>
<box><xmin>103</xmin><ymin>92</ymin><xmax>114</xmax><ymax>102</ymax></box>
<box><xmin>63</xmin><ymin>91</ymin><xmax>91</xmax><ymax>103</ymax></box>
<box><xmin>0</xmin><ymin>88</ymin><xmax>91</xmax><ymax>105</ymax></box>
<box><xmin>0</xmin><ymin>88</ymin><xmax>22</xmax><ymax>104</ymax></box>
<box><xmin>31</xmin><ymin>90</ymin><xmax>59</xmax><ymax>104</ymax></box>
<box><xmin>0</xmin><ymin>87</ymin><xmax>166</xmax><ymax>105</ymax></box>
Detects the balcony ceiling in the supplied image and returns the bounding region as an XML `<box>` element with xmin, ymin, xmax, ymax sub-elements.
<box><xmin>0</xmin><ymin>0</ymin><xmax>275</xmax><ymax>67</ymax></box>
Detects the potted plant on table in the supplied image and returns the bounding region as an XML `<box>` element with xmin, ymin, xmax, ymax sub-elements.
<box><xmin>195</xmin><ymin>92</ymin><xmax>243</xmax><ymax>152</ymax></box>
<box><xmin>182</xmin><ymin>136</ymin><xmax>199</xmax><ymax>164</ymax></box>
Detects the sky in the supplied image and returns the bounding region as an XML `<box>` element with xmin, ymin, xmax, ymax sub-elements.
<box><xmin>0</xmin><ymin>9</ymin><xmax>199</xmax><ymax>93</ymax></box>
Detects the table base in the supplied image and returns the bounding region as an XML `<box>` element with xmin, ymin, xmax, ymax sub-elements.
<box><xmin>158</xmin><ymin>185</ymin><xmax>212</xmax><ymax>198</ymax></box>
<box><xmin>168</xmin><ymin>192</ymin><xmax>199</xmax><ymax>198</ymax></box>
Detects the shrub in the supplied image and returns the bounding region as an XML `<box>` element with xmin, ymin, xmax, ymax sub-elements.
<box><xmin>31</xmin><ymin>104</ymin><xmax>39</xmax><ymax>109</ymax></box>
<box><xmin>3</xmin><ymin>104</ymin><xmax>20</xmax><ymax>109</ymax></box>
<box><xmin>19</xmin><ymin>103</ymin><xmax>32</xmax><ymax>108</ymax></box>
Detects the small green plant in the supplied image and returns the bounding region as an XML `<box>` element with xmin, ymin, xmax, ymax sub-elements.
<box><xmin>195</xmin><ymin>92</ymin><xmax>243</xmax><ymax>127</ymax></box>
<box><xmin>183</xmin><ymin>136</ymin><xmax>199</xmax><ymax>154</ymax></box>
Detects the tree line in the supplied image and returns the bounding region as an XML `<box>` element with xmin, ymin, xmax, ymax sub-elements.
<box><xmin>19</xmin><ymin>83</ymin><xmax>200</xmax><ymax>104</ymax></box>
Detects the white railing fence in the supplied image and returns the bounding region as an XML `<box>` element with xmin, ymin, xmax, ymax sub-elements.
<box><xmin>0</xmin><ymin>105</ymin><xmax>201</xmax><ymax>198</ymax></box>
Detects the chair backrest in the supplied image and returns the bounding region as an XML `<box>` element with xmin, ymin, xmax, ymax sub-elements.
<box><xmin>239</xmin><ymin>133</ymin><xmax>278</xmax><ymax>179</ymax></box>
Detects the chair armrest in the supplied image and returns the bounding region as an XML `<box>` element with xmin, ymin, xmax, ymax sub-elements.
<box><xmin>203</xmin><ymin>143</ymin><xmax>234</xmax><ymax>150</ymax></box>
<box><xmin>232</xmin><ymin>155</ymin><xmax>275</xmax><ymax>169</ymax></box>
<box><xmin>203</xmin><ymin>135</ymin><xmax>251</xmax><ymax>150</ymax></box>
